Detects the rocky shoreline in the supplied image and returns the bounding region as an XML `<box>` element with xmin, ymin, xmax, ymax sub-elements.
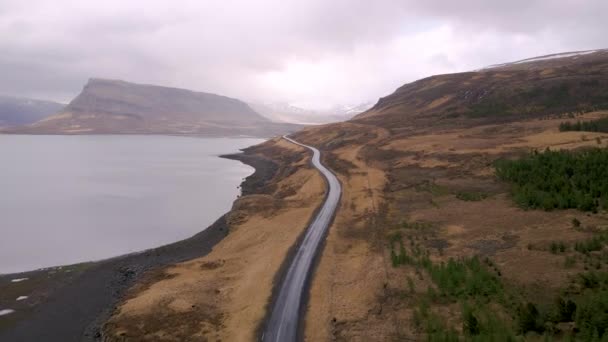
<box><xmin>0</xmin><ymin>149</ymin><xmax>275</xmax><ymax>342</ymax></box>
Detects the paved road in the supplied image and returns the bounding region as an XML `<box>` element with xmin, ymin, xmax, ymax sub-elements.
<box><xmin>263</xmin><ymin>136</ymin><xmax>341</xmax><ymax>342</ymax></box>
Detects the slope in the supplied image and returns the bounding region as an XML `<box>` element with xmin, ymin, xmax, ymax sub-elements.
<box><xmin>12</xmin><ymin>78</ymin><xmax>301</xmax><ymax>137</ymax></box>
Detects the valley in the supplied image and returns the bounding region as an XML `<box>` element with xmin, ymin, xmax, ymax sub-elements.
<box><xmin>4</xmin><ymin>1</ymin><xmax>608</xmax><ymax>340</ymax></box>
<box><xmin>3</xmin><ymin>49</ymin><xmax>608</xmax><ymax>341</ymax></box>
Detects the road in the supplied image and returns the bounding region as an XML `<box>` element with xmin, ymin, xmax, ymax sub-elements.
<box><xmin>263</xmin><ymin>136</ymin><xmax>341</xmax><ymax>342</ymax></box>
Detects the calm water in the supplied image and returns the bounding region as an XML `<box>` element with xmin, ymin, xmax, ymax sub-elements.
<box><xmin>0</xmin><ymin>135</ymin><xmax>262</xmax><ymax>274</ymax></box>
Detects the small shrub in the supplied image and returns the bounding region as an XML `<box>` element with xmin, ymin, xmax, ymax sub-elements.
<box><xmin>518</xmin><ymin>302</ymin><xmax>544</xmax><ymax>334</ymax></box>
<box><xmin>407</xmin><ymin>276</ymin><xmax>415</xmax><ymax>294</ymax></box>
<box><xmin>564</xmin><ymin>256</ymin><xmax>577</xmax><ymax>268</ymax></box>
<box><xmin>555</xmin><ymin>296</ymin><xmax>577</xmax><ymax>322</ymax></box>
<box><xmin>462</xmin><ymin>304</ymin><xmax>481</xmax><ymax>336</ymax></box>
<box><xmin>574</xmin><ymin>233</ymin><xmax>608</xmax><ymax>254</ymax></box>
<box><xmin>456</xmin><ymin>191</ymin><xmax>488</xmax><ymax>202</ymax></box>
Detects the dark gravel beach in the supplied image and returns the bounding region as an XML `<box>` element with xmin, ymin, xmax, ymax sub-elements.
<box><xmin>0</xmin><ymin>149</ymin><xmax>276</xmax><ymax>342</ymax></box>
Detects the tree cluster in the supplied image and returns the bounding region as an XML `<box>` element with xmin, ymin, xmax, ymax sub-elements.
<box><xmin>559</xmin><ymin>117</ymin><xmax>608</xmax><ymax>133</ymax></box>
<box><xmin>495</xmin><ymin>148</ymin><xmax>608</xmax><ymax>212</ymax></box>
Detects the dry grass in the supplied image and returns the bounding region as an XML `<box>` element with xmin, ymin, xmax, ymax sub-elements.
<box><xmin>304</xmin><ymin>129</ymin><xmax>396</xmax><ymax>341</ymax></box>
<box><xmin>302</xmin><ymin>111</ymin><xmax>608</xmax><ymax>340</ymax></box>
<box><xmin>104</xmin><ymin>111</ymin><xmax>608</xmax><ymax>341</ymax></box>
<box><xmin>104</xmin><ymin>139</ymin><xmax>325</xmax><ymax>342</ymax></box>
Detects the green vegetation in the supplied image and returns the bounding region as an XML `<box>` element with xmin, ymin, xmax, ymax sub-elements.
<box><xmin>410</xmin><ymin>257</ymin><xmax>516</xmax><ymax>340</ymax></box>
<box><xmin>495</xmin><ymin>148</ymin><xmax>608</xmax><ymax>212</ymax></box>
<box><xmin>390</xmin><ymin>232</ymin><xmax>412</xmax><ymax>267</ymax></box>
<box><xmin>574</xmin><ymin>232</ymin><xmax>608</xmax><ymax>254</ymax></box>
<box><xmin>550</xmin><ymin>241</ymin><xmax>567</xmax><ymax>254</ymax></box>
<box><xmin>569</xmin><ymin>272</ymin><xmax>608</xmax><ymax>340</ymax></box>
<box><xmin>456</xmin><ymin>191</ymin><xmax>488</xmax><ymax>202</ymax></box>
<box><xmin>559</xmin><ymin>117</ymin><xmax>608</xmax><ymax>133</ymax></box>
<box><xmin>424</xmin><ymin>257</ymin><xmax>502</xmax><ymax>300</ymax></box>
<box><xmin>402</xmin><ymin>220</ymin><xmax>433</xmax><ymax>230</ymax></box>
<box><xmin>390</xmin><ymin>218</ymin><xmax>608</xmax><ymax>340</ymax></box>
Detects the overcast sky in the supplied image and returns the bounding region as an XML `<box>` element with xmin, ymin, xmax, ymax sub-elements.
<box><xmin>0</xmin><ymin>0</ymin><xmax>606</xmax><ymax>109</ymax></box>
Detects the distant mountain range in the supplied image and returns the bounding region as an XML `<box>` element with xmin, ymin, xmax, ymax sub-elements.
<box><xmin>0</xmin><ymin>96</ymin><xmax>64</xmax><ymax>128</ymax></box>
<box><xmin>250</xmin><ymin>101</ymin><xmax>374</xmax><ymax>124</ymax></box>
<box><xmin>7</xmin><ymin>79</ymin><xmax>301</xmax><ymax>137</ymax></box>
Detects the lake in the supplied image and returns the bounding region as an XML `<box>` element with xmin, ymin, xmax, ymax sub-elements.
<box><xmin>0</xmin><ymin>135</ymin><xmax>262</xmax><ymax>274</ymax></box>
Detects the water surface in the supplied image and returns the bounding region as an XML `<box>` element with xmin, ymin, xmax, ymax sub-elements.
<box><xmin>0</xmin><ymin>135</ymin><xmax>262</xmax><ymax>274</ymax></box>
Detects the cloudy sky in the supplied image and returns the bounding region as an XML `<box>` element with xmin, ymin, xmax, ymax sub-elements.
<box><xmin>0</xmin><ymin>0</ymin><xmax>606</xmax><ymax>109</ymax></box>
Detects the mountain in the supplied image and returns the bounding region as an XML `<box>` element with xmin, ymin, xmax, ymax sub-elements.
<box><xmin>0</xmin><ymin>96</ymin><xmax>64</xmax><ymax>127</ymax></box>
<box><xmin>330</xmin><ymin>102</ymin><xmax>375</xmax><ymax>116</ymax></box>
<box><xmin>283</xmin><ymin>48</ymin><xmax>608</xmax><ymax>341</ymax></box>
<box><xmin>354</xmin><ymin>49</ymin><xmax>608</xmax><ymax>133</ymax></box>
<box><xmin>10</xmin><ymin>78</ymin><xmax>301</xmax><ymax>137</ymax></box>
<box><xmin>250</xmin><ymin>101</ymin><xmax>373</xmax><ymax>124</ymax></box>
<box><xmin>482</xmin><ymin>49</ymin><xmax>608</xmax><ymax>71</ymax></box>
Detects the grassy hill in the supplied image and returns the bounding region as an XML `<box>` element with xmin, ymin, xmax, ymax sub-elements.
<box><xmin>356</xmin><ymin>49</ymin><xmax>608</xmax><ymax>134</ymax></box>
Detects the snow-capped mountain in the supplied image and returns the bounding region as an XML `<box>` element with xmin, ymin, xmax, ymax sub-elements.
<box><xmin>249</xmin><ymin>101</ymin><xmax>374</xmax><ymax>125</ymax></box>
<box><xmin>329</xmin><ymin>102</ymin><xmax>375</xmax><ymax>116</ymax></box>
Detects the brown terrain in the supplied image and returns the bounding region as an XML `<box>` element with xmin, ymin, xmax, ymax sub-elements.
<box><xmin>102</xmin><ymin>49</ymin><xmax>608</xmax><ymax>341</ymax></box>
<box><xmin>293</xmin><ymin>111</ymin><xmax>608</xmax><ymax>341</ymax></box>
<box><xmin>103</xmin><ymin>138</ymin><xmax>326</xmax><ymax>341</ymax></box>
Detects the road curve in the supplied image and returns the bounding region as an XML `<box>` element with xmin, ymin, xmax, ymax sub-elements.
<box><xmin>262</xmin><ymin>136</ymin><xmax>341</xmax><ymax>342</ymax></box>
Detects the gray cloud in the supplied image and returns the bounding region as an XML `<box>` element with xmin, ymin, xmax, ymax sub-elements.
<box><xmin>0</xmin><ymin>0</ymin><xmax>606</xmax><ymax>108</ymax></box>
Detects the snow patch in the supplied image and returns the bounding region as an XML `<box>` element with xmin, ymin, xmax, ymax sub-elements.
<box><xmin>11</xmin><ymin>278</ymin><xmax>28</xmax><ymax>283</ymax></box>
<box><xmin>0</xmin><ymin>309</ymin><xmax>15</xmax><ymax>316</ymax></box>
<box><xmin>513</xmin><ymin>50</ymin><xmax>598</xmax><ymax>64</ymax></box>
<box><xmin>481</xmin><ymin>49</ymin><xmax>603</xmax><ymax>70</ymax></box>
<box><xmin>16</xmin><ymin>296</ymin><xmax>28</xmax><ymax>301</ymax></box>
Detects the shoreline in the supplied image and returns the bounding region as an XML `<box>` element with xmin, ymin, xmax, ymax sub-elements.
<box><xmin>0</xmin><ymin>149</ymin><xmax>276</xmax><ymax>341</ymax></box>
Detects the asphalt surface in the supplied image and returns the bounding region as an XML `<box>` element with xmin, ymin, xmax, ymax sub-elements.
<box><xmin>263</xmin><ymin>136</ymin><xmax>341</xmax><ymax>342</ymax></box>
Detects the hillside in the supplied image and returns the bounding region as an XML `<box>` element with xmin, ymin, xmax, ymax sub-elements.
<box><xmin>0</xmin><ymin>96</ymin><xmax>64</xmax><ymax>127</ymax></box>
<box><xmin>10</xmin><ymin>79</ymin><xmax>301</xmax><ymax>137</ymax></box>
<box><xmin>356</xmin><ymin>49</ymin><xmax>608</xmax><ymax>134</ymax></box>
<box><xmin>285</xmin><ymin>49</ymin><xmax>608</xmax><ymax>341</ymax></box>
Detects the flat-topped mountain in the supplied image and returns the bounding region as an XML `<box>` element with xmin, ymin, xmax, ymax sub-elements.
<box><xmin>12</xmin><ymin>78</ymin><xmax>301</xmax><ymax>137</ymax></box>
<box><xmin>0</xmin><ymin>95</ymin><xmax>64</xmax><ymax>127</ymax></box>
